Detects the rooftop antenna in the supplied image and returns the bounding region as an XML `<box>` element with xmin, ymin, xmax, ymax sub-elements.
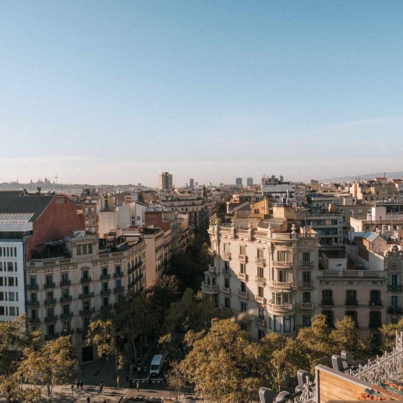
<box><xmin>55</xmin><ymin>173</ymin><xmax>59</xmax><ymax>184</ymax></box>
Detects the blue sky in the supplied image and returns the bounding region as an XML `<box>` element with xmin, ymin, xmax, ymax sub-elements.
<box><xmin>1</xmin><ymin>1</ymin><xmax>403</xmax><ymax>186</ymax></box>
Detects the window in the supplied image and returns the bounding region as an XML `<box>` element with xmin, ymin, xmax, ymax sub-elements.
<box><xmin>8</xmin><ymin>277</ymin><xmax>14</xmax><ymax>287</ymax></box>
<box><xmin>45</xmin><ymin>275</ymin><xmax>53</xmax><ymax>286</ymax></box>
<box><xmin>102</xmin><ymin>282</ymin><xmax>108</xmax><ymax>291</ymax></box>
<box><xmin>239</xmin><ymin>245</ymin><xmax>246</xmax><ymax>255</ymax></box>
<box><xmin>7</xmin><ymin>262</ymin><xmax>13</xmax><ymax>272</ymax></box>
<box><xmin>258</xmin><ymin>330</ymin><xmax>265</xmax><ymax>340</ymax></box>
<box><xmin>240</xmin><ymin>282</ymin><xmax>246</xmax><ymax>292</ymax></box>
<box><xmin>29</xmin><ymin>277</ymin><xmax>37</xmax><ymax>286</ymax></box>
<box><xmin>258</xmin><ymin>287</ymin><xmax>264</xmax><ymax>298</ymax></box>
<box><xmin>257</xmin><ymin>249</ymin><xmax>264</xmax><ymax>258</ymax></box>
<box><xmin>322</xmin><ymin>310</ymin><xmax>334</xmax><ymax>327</ymax></box>
<box><xmin>102</xmin><ymin>297</ymin><xmax>109</xmax><ymax>307</ymax></box>
<box><xmin>278</xmin><ymin>270</ymin><xmax>287</xmax><ymax>282</ymax></box>
<box><xmin>223</xmin><ymin>243</ymin><xmax>230</xmax><ymax>253</ymax></box>
<box><xmin>224</xmin><ymin>261</ymin><xmax>229</xmax><ymax>271</ymax></box>
<box><xmin>115</xmin><ymin>265</ymin><xmax>121</xmax><ymax>274</ymax></box>
<box><xmin>77</xmin><ymin>243</ymin><xmax>93</xmax><ymax>256</ymax></box>
<box><xmin>371</xmin><ymin>333</ymin><xmax>382</xmax><ymax>348</ymax></box>
<box><xmin>0</xmin><ymin>278</ymin><xmax>2</xmax><ymax>286</ymax></box>
<box><xmin>240</xmin><ymin>302</ymin><xmax>247</xmax><ymax>313</ymax></box>
<box><xmin>224</xmin><ymin>277</ymin><xmax>230</xmax><ymax>288</ymax></box>
<box><xmin>47</xmin><ymin>324</ymin><xmax>55</xmax><ymax>336</ymax></box>
<box><xmin>224</xmin><ymin>297</ymin><xmax>230</xmax><ymax>308</ymax></box>
<box><xmin>277</xmin><ymin>251</ymin><xmax>287</xmax><ymax>262</ymax></box>
<box><xmin>116</xmin><ymin>279</ymin><xmax>122</xmax><ymax>289</ymax></box>
<box><xmin>63</xmin><ymin>321</ymin><xmax>71</xmax><ymax>332</ymax></box>
<box><xmin>83</xmin><ymin>285</ymin><xmax>89</xmax><ymax>295</ymax></box>
<box><xmin>61</xmin><ymin>273</ymin><xmax>69</xmax><ymax>283</ymax></box>
<box><xmin>345</xmin><ymin>311</ymin><xmax>358</xmax><ymax>326</ymax></box>
<box><xmin>322</xmin><ymin>290</ymin><xmax>333</xmax><ymax>303</ymax></box>
<box><xmin>0</xmin><ymin>307</ymin><xmax>4</xmax><ymax>316</ymax></box>
<box><xmin>46</xmin><ymin>291</ymin><xmax>53</xmax><ymax>301</ymax></box>
<box><xmin>31</xmin><ymin>309</ymin><xmax>37</xmax><ymax>319</ymax></box>
<box><xmin>9</xmin><ymin>292</ymin><xmax>15</xmax><ymax>301</ymax></box>
<box><xmin>302</xmin><ymin>315</ymin><xmax>311</xmax><ymax>327</ymax></box>
<box><xmin>303</xmin><ymin>292</ymin><xmax>311</xmax><ymax>303</ymax></box>
<box><xmin>346</xmin><ymin>290</ymin><xmax>357</xmax><ymax>304</ymax></box>
<box><xmin>268</xmin><ymin>315</ymin><xmax>272</xmax><ymax>329</ymax></box>
<box><xmin>302</xmin><ymin>252</ymin><xmax>310</xmax><ymax>263</ymax></box>
<box><xmin>83</xmin><ymin>300</ymin><xmax>90</xmax><ymax>310</ymax></box>
<box><xmin>240</xmin><ymin>322</ymin><xmax>248</xmax><ymax>331</ymax></box>
<box><xmin>82</xmin><ymin>270</ymin><xmax>89</xmax><ymax>280</ymax></box>
<box><xmin>0</xmin><ymin>292</ymin><xmax>4</xmax><ymax>301</ymax></box>
<box><xmin>274</xmin><ymin>316</ymin><xmax>281</xmax><ymax>332</ymax></box>
<box><xmin>370</xmin><ymin>290</ymin><xmax>381</xmax><ymax>304</ymax></box>
<box><xmin>47</xmin><ymin>308</ymin><xmax>54</xmax><ymax>318</ymax></box>
<box><xmin>258</xmin><ymin>307</ymin><xmax>264</xmax><ymax>320</ymax></box>
<box><xmin>284</xmin><ymin>316</ymin><xmax>291</xmax><ymax>333</ymax></box>
<box><xmin>101</xmin><ymin>267</ymin><xmax>108</xmax><ymax>277</ymax></box>
<box><xmin>9</xmin><ymin>307</ymin><xmax>16</xmax><ymax>316</ymax></box>
<box><xmin>62</xmin><ymin>305</ymin><xmax>70</xmax><ymax>315</ymax></box>
<box><xmin>62</xmin><ymin>288</ymin><xmax>69</xmax><ymax>298</ymax></box>
<box><xmin>303</xmin><ymin>272</ymin><xmax>311</xmax><ymax>283</ymax></box>
<box><xmin>257</xmin><ymin>267</ymin><xmax>263</xmax><ymax>278</ymax></box>
<box><xmin>240</xmin><ymin>264</ymin><xmax>246</xmax><ymax>274</ymax></box>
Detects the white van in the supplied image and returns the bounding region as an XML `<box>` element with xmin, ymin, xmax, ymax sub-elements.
<box><xmin>150</xmin><ymin>354</ymin><xmax>164</xmax><ymax>376</ymax></box>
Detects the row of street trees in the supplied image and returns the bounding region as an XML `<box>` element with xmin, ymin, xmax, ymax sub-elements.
<box><xmin>0</xmin><ymin>315</ymin><xmax>78</xmax><ymax>402</ymax></box>
<box><xmin>165</xmin><ymin>315</ymin><xmax>403</xmax><ymax>403</ymax></box>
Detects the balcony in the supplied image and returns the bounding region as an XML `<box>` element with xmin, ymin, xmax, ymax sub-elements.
<box><xmin>44</xmin><ymin>315</ymin><xmax>58</xmax><ymax>323</ymax></box>
<box><xmin>345</xmin><ymin>299</ymin><xmax>358</xmax><ymax>306</ymax></box>
<box><xmin>221</xmin><ymin>269</ymin><xmax>231</xmax><ymax>276</ymax></box>
<box><xmin>267</xmin><ymin>301</ymin><xmax>295</xmax><ymax>313</ymax></box>
<box><xmin>321</xmin><ymin>299</ymin><xmax>334</xmax><ymax>306</ymax></box>
<box><xmin>27</xmin><ymin>300</ymin><xmax>39</xmax><ymax>307</ymax></box>
<box><xmin>300</xmin><ymin>303</ymin><xmax>314</xmax><ymax>310</ymax></box>
<box><xmin>80</xmin><ymin>277</ymin><xmax>91</xmax><ymax>284</ymax></box>
<box><xmin>222</xmin><ymin>252</ymin><xmax>231</xmax><ymax>261</ymax></box>
<box><xmin>114</xmin><ymin>287</ymin><xmax>125</xmax><ymax>294</ymax></box>
<box><xmin>114</xmin><ymin>271</ymin><xmax>123</xmax><ymax>279</ymax></box>
<box><xmin>76</xmin><ymin>326</ymin><xmax>89</xmax><ymax>334</ymax></box>
<box><xmin>221</xmin><ymin>305</ymin><xmax>232</xmax><ymax>314</ymax></box>
<box><xmin>237</xmin><ymin>290</ymin><xmax>249</xmax><ymax>300</ymax></box>
<box><xmin>100</xmin><ymin>289</ymin><xmax>111</xmax><ymax>295</ymax></box>
<box><xmin>272</xmin><ymin>261</ymin><xmax>292</xmax><ymax>268</ymax></box>
<box><xmin>255</xmin><ymin>276</ymin><xmax>266</xmax><ymax>286</ymax></box>
<box><xmin>238</xmin><ymin>273</ymin><xmax>248</xmax><ymax>282</ymax></box>
<box><xmin>79</xmin><ymin>292</ymin><xmax>94</xmax><ymax>299</ymax></box>
<box><xmin>299</xmin><ymin>260</ymin><xmax>314</xmax><ymax>268</ymax></box>
<box><xmin>255</xmin><ymin>296</ymin><xmax>267</xmax><ymax>305</ymax></box>
<box><xmin>201</xmin><ymin>282</ymin><xmax>219</xmax><ymax>294</ymax></box>
<box><xmin>238</xmin><ymin>255</ymin><xmax>248</xmax><ymax>264</ymax></box>
<box><xmin>222</xmin><ymin>287</ymin><xmax>231</xmax><ymax>295</ymax></box>
<box><xmin>369</xmin><ymin>300</ymin><xmax>382</xmax><ymax>307</ymax></box>
<box><xmin>44</xmin><ymin>298</ymin><xmax>56</xmax><ymax>306</ymax></box>
<box><xmin>388</xmin><ymin>306</ymin><xmax>403</xmax><ymax>315</ymax></box>
<box><xmin>61</xmin><ymin>329</ymin><xmax>75</xmax><ymax>336</ymax></box>
<box><xmin>255</xmin><ymin>318</ymin><xmax>266</xmax><ymax>327</ymax></box>
<box><xmin>369</xmin><ymin>322</ymin><xmax>382</xmax><ymax>329</ymax></box>
<box><xmin>79</xmin><ymin>307</ymin><xmax>95</xmax><ymax>315</ymax></box>
<box><xmin>60</xmin><ymin>280</ymin><xmax>71</xmax><ymax>287</ymax></box>
<box><xmin>44</xmin><ymin>282</ymin><xmax>55</xmax><ymax>289</ymax></box>
<box><xmin>208</xmin><ymin>265</ymin><xmax>218</xmax><ymax>275</ymax></box>
<box><xmin>269</xmin><ymin>281</ymin><xmax>292</xmax><ymax>290</ymax></box>
<box><xmin>27</xmin><ymin>284</ymin><xmax>38</xmax><ymax>290</ymax></box>
<box><xmin>255</xmin><ymin>257</ymin><xmax>266</xmax><ymax>267</ymax></box>
<box><xmin>100</xmin><ymin>274</ymin><xmax>110</xmax><ymax>280</ymax></box>
<box><xmin>299</xmin><ymin>282</ymin><xmax>313</xmax><ymax>289</ymax></box>
<box><xmin>60</xmin><ymin>295</ymin><xmax>72</xmax><ymax>303</ymax></box>
<box><xmin>45</xmin><ymin>333</ymin><xmax>59</xmax><ymax>341</ymax></box>
<box><xmin>30</xmin><ymin>317</ymin><xmax>40</xmax><ymax>323</ymax></box>
<box><xmin>101</xmin><ymin>304</ymin><xmax>113</xmax><ymax>310</ymax></box>
<box><xmin>60</xmin><ymin>312</ymin><xmax>73</xmax><ymax>320</ymax></box>
<box><xmin>388</xmin><ymin>285</ymin><xmax>403</xmax><ymax>292</ymax></box>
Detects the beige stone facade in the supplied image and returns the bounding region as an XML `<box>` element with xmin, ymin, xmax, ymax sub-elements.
<box><xmin>26</xmin><ymin>232</ymin><xmax>146</xmax><ymax>363</ymax></box>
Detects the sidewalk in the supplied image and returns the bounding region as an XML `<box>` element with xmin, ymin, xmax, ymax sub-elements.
<box><xmin>51</xmin><ymin>384</ymin><xmax>126</xmax><ymax>403</ymax></box>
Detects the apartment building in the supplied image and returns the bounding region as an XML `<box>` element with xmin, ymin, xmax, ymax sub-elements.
<box><xmin>317</xmin><ymin>249</ymin><xmax>386</xmax><ymax>345</ymax></box>
<box><xmin>159</xmin><ymin>172</ymin><xmax>173</xmax><ymax>191</ymax></box>
<box><xmin>142</xmin><ymin>228</ymin><xmax>165</xmax><ymax>288</ymax></box>
<box><xmin>159</xmin><ymin>192</ymin><xmax>209</xmax><ymax>231</ymax></box>
<box><xmin>0</xmin><ymin>190</ymin><xmax>84</xmax><ymax>322</ymax></box>
<box><xmin>26</xmin><ymin>232</ymin><xmax>146</xmax><ymax>363</ymax></box>
<box><xmin>353</xmin><ymin>179</ymin><xmax>401</xmax><ymax>202</ymax></box>
<box><xmin>385</xmin><ymin>245</ymin><xmax>403</xmax><ymax>325</ymax></box>
<box><xmin>204</xmin><ymin>206</ymin><xmax>320</xmax><ymax>340</ymax></box>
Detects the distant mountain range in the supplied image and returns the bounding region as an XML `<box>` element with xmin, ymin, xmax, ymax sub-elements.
<box><xmin>321</xmin><ymin>171</ymin><xmax>403</xmax><ymax>183</ymax></box>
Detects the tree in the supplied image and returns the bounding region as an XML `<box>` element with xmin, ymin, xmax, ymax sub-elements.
<box><xmin>160</xmin><ymin>289</ymin><xmax>217</xmax><ymax>360</ymax></box>
<box><xmin>330</xmin><ymin>316</ymin><xmax>368</xmax><ymax>359</ymax></box>
<box><xmin>178</xmin><ymin>319</ymin><xmax>261</xmax><ymax>403</ymax></box>
<box><xmin>87</xmin><ymin>319</ymin><xmax>124</xmax><ymax>370</ymax></box>
<box><xmin>296</xmin><ymin>314</ymin><xmax>334</xmax><ymax>373</ymax></box>
<box><xmin>380</xmin><ymin>319</ymin><xmax>403</xmax><ymax>352</ymax></box>
<box><xmin>20</xmin><ymin>335</ymin><xmax>78</xmax><ymax>400</ymax></box>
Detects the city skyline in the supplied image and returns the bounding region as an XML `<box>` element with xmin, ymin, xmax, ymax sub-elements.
<box><xmin>1</xmin><ymin>1</ymin><xmax>403</xmax><ymax>184</ymax></box>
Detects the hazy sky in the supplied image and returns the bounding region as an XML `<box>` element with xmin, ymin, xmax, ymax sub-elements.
<box><xmin>1</xmin><ymin>1</ymin><xmax>403</xmax><ymax>187</ymax></box>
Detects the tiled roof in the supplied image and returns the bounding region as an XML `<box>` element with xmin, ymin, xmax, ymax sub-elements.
<box><xmin>0</xmin><ymin>213</ymin><xmax>35</xmax><ymax>224</ymax></box>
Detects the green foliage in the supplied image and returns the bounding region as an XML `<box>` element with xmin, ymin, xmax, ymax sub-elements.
<box><xmin>178</xmin><ymin>319</ymin><xmax>261</xmax><ymax>403</ymax></box>
<box><xmin>160</xmin><ymin>288</ymin><xmax>217</xmax><ymax>360</ymax></box>
<box><xmin>20</xmin><ymin>335</ymin><xmax>78</xmax><ymax>397</ymax></box>
<box><xmin>380</xmin><ymin>318</ymin><xmax>403</xmax><ymax>352</ymax></box>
